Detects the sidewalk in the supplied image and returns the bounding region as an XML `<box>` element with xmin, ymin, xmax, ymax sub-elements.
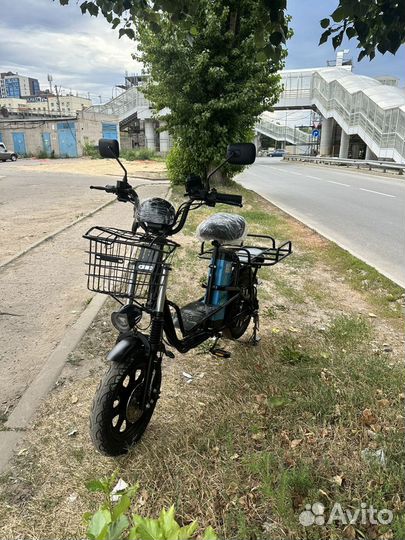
<box><xmin>0</xmin><ymin>181</ymin><xmax>168</xmax><ymax>417</ymax></box>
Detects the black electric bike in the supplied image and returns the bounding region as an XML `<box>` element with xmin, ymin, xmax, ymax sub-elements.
<box><xmin>84</xmin><ymin>139</ymin><xmax>292</xmax><ymax>456</ymax></box>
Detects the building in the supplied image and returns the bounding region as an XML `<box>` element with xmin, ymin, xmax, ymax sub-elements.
<box><xmin>0</xmin><ymin>110</ymin><xmax>119</xmax><ymax>158</ymax></box>
<box><xmin>0</xmin><ymin>72</ymin><xmax>40</xmax><ymax>98</ymax></box>
<box><xmin>0</xmin><ymin>94</ymin><xmax>92</xmax><ymax>117</ymax></box>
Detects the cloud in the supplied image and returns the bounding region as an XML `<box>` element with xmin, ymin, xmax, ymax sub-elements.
<box><xmin>287</xmin><ymin>0</ymin><xmax>405</xmax><ymax>85</ymax></box>
<box><xmin>0</xmin><ymin>0</ymin><xmax>403</xmax><ymax>104</ymax></box>
<box><xmin>0</xmin><ymin>0</ymin><xmax>142</xmax><ymax>101</ymax></box>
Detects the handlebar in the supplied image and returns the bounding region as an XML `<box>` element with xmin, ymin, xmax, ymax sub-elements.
<box><xmin>90</xmin><ymin>185</ymin><xmax>116</xmax><ymax>193</ymax></box>
<box><xmin>90</xmin><ymin>182</ymin><xmax>139</xmax><ymax>206</ymax></box>
<box><xmin>211</xmin><ymin>192</ymin><xmax>243</xmax><ymax>207</ymax></box>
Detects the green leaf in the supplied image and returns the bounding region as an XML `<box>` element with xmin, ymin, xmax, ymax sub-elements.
<box><xmin>345</xmin><ymin>26</ymin><xmax>356</xmax><ymax>39</ymax></box>
<box><xmin>319</xmin><ymin>29</ymin><xmax>331</xmax><ymax>45</ymax></box>
<box><xmin>86</xmin><ymin>479</ymin><xmax>109</xmax><ymax>493</ymax></box>
<box><xmin>320</xmin><ymin>18</ymin><xmax>330</xmax><ymax>29</ymax></box>
<box><xmin>87</xmin><ymin>3</ymin><xmax>99</xmax><ymax>16</ymax></box>
<box><xmin>178</xmin><ymin>521</ymin><xmax>198</xmax><ymax>539</ymax></box>
<box><xmin>157</xmin><ymin>506</ymin><xmax>187</xmax><ymax>539</ymax></box>
<box><xmin>331</xmin><ymin>6</ymin><xmax>345</xmax><ymax>22</ymax></box>
<box><xmin>202</xmin><ymin>526</ymin><xmax>218</xmax><ymax>540</ymax></box>
<box><xmin>87</xmin><ymin>509</ymin><xmax>112</xmax><ymax>540</ymax></box>
<box><xmin>332</xmin><ymin>31</ymin><xmax>343</xmax><ymax>49</ymax></box>
<box><xmin>105</xmin><ymin>516</ymin><xmax>129</xmax><ymax>540</ymax></box>
<box><xmin>130</xmin><ymin>517</ymin><xmax>161</xmax><ymax>540</ymax></box>
<box><xmin>112</xmin><ymin>494</ymin><xmax>131</xmax><ymax>521</ymax></box>
<box><xmin>357</xmin><ymin>49</ymin><xmax>367</xmax><ymax>61</ymax></box>
<box><xmin>189</xmin><ymin>26</ymin><xmax>198</xmax><ymax>36</ymax></box>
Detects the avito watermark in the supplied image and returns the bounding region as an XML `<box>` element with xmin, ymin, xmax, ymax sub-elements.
<box><xmin>299</xmin><ymin>502</ymin><xmax>393</xmax><ymax>527</ymax></box>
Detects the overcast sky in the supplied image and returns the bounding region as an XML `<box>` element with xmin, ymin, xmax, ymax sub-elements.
<box><xmin>0</xmin><ymin>0</ymin><xmax>404</xmax><ymax>103</ymax></box>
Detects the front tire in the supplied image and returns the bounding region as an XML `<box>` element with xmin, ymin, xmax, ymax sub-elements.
<box><xmin>90</xmin><ymin>352</ymin><xmax>161</xmax><ymax>456</ymax></box>
<box><xmin>11</xmin><ymin>155</ymin><xmax>17</xmax><ymax>161</ymax></box>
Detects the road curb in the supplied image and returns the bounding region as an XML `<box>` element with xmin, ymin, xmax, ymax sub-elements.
<box><xmin>5</xmin><ymin>293</ymin><xmax>107</xmax><ymax>432</ymax></box>
<box><xmin>0</xmin><ymin>432</ymin><xmax>24</xmax><ymax>473</ymax></box>
<box><xmin>0</xmin><ymin>181</ymin><xmax>170</xmax><ymax>271</ymax></box>
<box><xmin>0</xmin><ymin>199</ymin><xmax>115</xmax><ymax>271</ymax></box>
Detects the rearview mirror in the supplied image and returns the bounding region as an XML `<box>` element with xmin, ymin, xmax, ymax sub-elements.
<box><xmin>227</xmin><ymin>143</ymin><xmax>256</xmax><ymax>165</ymax></box>
<box><xmin>99</xmin><ymin>138</ymin><xmax>119</xmax><ymax>158</ymax></box>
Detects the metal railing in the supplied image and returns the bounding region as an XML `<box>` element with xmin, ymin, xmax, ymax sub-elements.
<box><xmin>256</xmin><ymin>119</ymin><xmax>311</xmax><ymax>144</ymax></box>
<box><xmin>284</xmin><ymin>154</ymin><xmax>405</xmax><ymax>175</ymax></box>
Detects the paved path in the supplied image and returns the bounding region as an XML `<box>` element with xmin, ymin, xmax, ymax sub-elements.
<box><xmin>0</xmin><ymin>168</ymin><xmax>168</xmax><ymax>413</ymax></box>
<box><xmin>238</xmin><ymin>158</ymin><xmax>405</xmax><ymax>287</ymax></box>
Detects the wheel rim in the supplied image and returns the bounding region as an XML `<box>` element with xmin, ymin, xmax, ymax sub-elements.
<box><xmin>109</xmin><ymin>364</ymin><xmax>158</xmax><ymax>439</ymax></box>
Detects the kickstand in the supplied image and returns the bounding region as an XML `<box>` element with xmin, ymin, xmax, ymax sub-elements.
<box><xmin>249</xmin><ymin>311</ymin><xmax>261</xmax><ymax>346</ymax></box>
<box><xmin>210</xmin><ymin>336</ymin><xmax>231</xmax><ymax>359</ymax></box>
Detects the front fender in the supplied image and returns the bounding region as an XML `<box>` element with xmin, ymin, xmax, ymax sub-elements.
<box><xmin>107</xmin><ymin>332</ymin><xmax>150</xmax><ymax>363</ymax></box>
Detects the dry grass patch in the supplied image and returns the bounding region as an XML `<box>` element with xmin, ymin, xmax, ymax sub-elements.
<box><xmin>0</xmin><ymin>185</ymin><xmax>404</xmax><ymax>539</ymax></box>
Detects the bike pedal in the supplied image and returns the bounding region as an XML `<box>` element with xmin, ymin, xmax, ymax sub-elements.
<box><xmin>210</xmin><ymin>347</ymin><xmax>231</xmax><ymax>359</ymax></box>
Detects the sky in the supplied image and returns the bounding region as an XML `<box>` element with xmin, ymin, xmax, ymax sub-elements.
<box><xmin>0</xmin><ymin>0</ymin><xmax>404</xmax><ymax>103</ymax></box>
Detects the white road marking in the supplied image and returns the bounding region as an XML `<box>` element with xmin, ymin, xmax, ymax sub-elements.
<box><xmin>328</xmin><ymin>180</ymin><xmax>351</xmax><ymax>187</ymax></box>
<box><xmin>359</xmin><ymin>188</ymin><xmax>396</xmax><ymax>198</ymax></box>
<box><xmin>306</xmin><ymin>175</ymin><xmax>322</xmax><ymax>180</ymax></box>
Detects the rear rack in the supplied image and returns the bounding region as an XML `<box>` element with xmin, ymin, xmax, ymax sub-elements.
<box><xmin>200</xmin><ymin>233</ymin><xmax>292</xmax><ymax>267</ymax></box>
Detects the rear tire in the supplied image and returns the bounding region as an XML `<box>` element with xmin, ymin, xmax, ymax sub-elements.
<box><xmin>223</xmin><ymin>267</ymin><xmax>254</xmax><ymax>339</ymax></box>
<box><xmin>90</xmin><ymin>351</ymin><xmax>161</xmax><ymax>456</ymax></box>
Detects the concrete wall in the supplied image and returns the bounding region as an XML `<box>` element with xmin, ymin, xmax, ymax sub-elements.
<box><xmin>0</xmin><ymin>119</ymin><xmax>62</xmax><ymax>155</ymax></box>
<box><xmin>0</xmin><ymin>110</ymin><xmax>119</xmax><ymax>157</ymax></box>
<box><xmin>76</xmin><ymin>110</ymin><xmax>120</xmax><ymax>154</ymax></box>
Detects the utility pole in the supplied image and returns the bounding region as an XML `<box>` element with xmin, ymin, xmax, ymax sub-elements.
<box><xmin>54</xmin><ymin>85</ymin><xmax>62</xmax><ymax>117</ymax></box>
<box><xmin>47</xmin><ymin>74</ymin><xmax>53</xmax><ymax>93</ymax></box>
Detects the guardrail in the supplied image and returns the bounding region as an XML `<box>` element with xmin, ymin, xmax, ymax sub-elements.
<box><xmin>283</xmin><ymin>154</ymin><xmax>405</xmax><ymax>175</ymax></box>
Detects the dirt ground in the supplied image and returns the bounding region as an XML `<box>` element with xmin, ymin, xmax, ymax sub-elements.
<box><xmin>20</xmin><ymin>157</ymin><xmax>167</xmax><ymax>178</ymax></box>
<box><xmin>0</xmin><ymin>173</ymin><xmax>168</xmax><ymax>415</ymax></box>
<box><xmin>0</xmin><ymin>185</ymin><xmax>403</xmax><ymax>539</ymax></box>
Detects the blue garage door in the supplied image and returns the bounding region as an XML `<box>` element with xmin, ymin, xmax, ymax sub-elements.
<box><xmin>102</xmin><ymin>123</ymin><xmax>118</xmax><ymax>140</ymax></box>
<box><xmin>13</xmin><ymin>132</ymin><xmax>27</xmax><ymax>155</ymax></box>
<box><xmin>42</xmin><ymin>132</ymin><xmax>52</xmax><ymax>156</ymax></box>
<box><xmin>57</xmin><ymin>122</ymin><xmax>77</xmax><ymax>157</ymax></box>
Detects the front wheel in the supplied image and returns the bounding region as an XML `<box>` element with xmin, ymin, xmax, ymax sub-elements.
<box><xmin>90</xmin><ymin>352</ymin><xmax>161</xmax><ymax>456</ymax></box>
<box><xmin>10</xmin><ymin>155</ymin><xmax>17</xmax><ymax>161</ymax></box>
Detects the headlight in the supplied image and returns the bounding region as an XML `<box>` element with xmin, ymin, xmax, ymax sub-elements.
<box><xmin>111</xmin><ymin>305</ymin><xmax>143</xmax><ymax>332</ymax></box>
<box><xmin>111</xmin><ymin>311</ymin><xmax>131</xmax><ymax>332</ymax></box>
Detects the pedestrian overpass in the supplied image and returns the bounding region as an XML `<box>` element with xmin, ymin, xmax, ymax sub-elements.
<box><xmin>89</xmin><ymin>66</ymin><xmax>405</xmax><ymax>162</ymax></box>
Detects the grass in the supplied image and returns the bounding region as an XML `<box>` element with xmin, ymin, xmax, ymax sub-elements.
<box><xmin>0</xmin><ymin>183</ymin><xmax>403</xmax><ymax>539</ymax></box>
<box><xmin>82</xmin><ymin>142</ymin><xmax>164</xmax><ymax>162</ymax></box>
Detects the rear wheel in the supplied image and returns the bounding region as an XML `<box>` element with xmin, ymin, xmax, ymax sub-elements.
<box><xmin>90</xmin><ymin>351</ymin><xmax>161</xmax><ymax>456</ymax></box>
<box><xmin>223</xmin><ymin>267</ymin><xmax>254</xmax><ymax>339</ymax></box>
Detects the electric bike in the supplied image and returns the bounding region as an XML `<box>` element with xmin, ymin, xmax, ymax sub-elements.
<box><xmin>84</xmin><ymin>139</ymin><xmax>292</xmax><ymax>456</ymax></box>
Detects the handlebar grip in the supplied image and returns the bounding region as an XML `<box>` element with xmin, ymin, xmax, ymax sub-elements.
<box><xmin>90</xmin><ymin>185</ymin><xmax>116</xmax><ymax>193</ymax></box>
<box><xmin>214</xmin><ymin>192</ymin><xmax>243</xmax><ymax>207</ymax></box>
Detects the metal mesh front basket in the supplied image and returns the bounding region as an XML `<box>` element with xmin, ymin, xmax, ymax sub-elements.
<box><xmin>84</xmin><ymin>226</ymin><xmax>177</xmax><ymax>304</ymax></box>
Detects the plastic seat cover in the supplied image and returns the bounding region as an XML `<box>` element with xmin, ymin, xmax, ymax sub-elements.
<box><xmin>196</xmin><ymin>213</ymin><xmax>247</xmax><ymax>244</ymax></box>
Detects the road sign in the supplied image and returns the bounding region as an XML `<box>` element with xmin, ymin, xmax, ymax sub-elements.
<box><xmin>312</xmin><ymin>129</ymin><xmax>320</xmax><ymax>138</ymax></box>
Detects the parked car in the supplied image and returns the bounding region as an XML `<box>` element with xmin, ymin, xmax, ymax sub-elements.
<box><xmin>270</xmin><ymin>149</ymin><xmax>286</xmax><ymax>157</ymax></box>
<box><xmin>0</xmin><ymin>144</ymin><xmax>18</xmax><ymax>162</ymax></box>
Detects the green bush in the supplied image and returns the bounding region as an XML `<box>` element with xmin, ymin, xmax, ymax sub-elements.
<box><xmin>166</xmin><ymin>142</ymin><xmax>195</xmax><ymax>185</ymax></box>
<box><xmin>83</xmin><ymin>142</ymin><xmax>100</xmax><ymax>159</ymax></box>
<box><xmin>121</xmin><ymin>148</ymin><xmax>157</xmax><ymax>161</ymax></box>
<box><xmin>35</xmin><ymin>149</ymin><xmax>50</xmax><ymax>159</ymax></box>
<box><xmin>84</xmin><ymin>475</ymin><xmax>217</xmax><ymax>540</ymax></box>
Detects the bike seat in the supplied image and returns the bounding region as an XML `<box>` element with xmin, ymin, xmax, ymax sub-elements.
<box><xmin>196</xmin><ymin>213</ymin><xmax>247</xmax><ymax>244</ymax></box>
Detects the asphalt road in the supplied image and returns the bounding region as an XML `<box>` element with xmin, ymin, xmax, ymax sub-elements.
<box><xmin>237</xmin><ymin>158</ymin><xmax>405</xmax><ymax>287</ymax></box>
